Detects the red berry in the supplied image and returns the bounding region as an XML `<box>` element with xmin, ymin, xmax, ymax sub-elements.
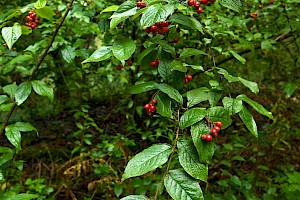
<box><xmin>197</xmin><ymin>7</ymin><xmax>203</xmax><ymax>14</ymax></box>
<box><xmin>35</xmin><ymin>18</ymin><xmax>40</xmax><ymax>24</ymax></box>
<box><xmin>209</xmin><ymin>0</ymin><xmax>215</xmax><ymax>2</ymax></box>
<box><xmin>154</xmin><ymin>59</ymin><xmax>160</xmax><ymax>66</ymax></box>
<box><xmin>185</xmin><ymin>75</ymin><xmax>193</xmax><ymax>81</ymax></box>
<box><xmin>126</xmin><ymin>60</ymin><xmax>133</xmax><ymax>66</ymax></box>
<box><xmin>157</xmin><ymin>28</ymin><xmax>164</xmax><ymax>34</ymax></box>
<box><xmin>201</xmin><ymin>134</ymin><xmax>207</xmax><ymax>140</ymax></box>
<box><xmin>30</xmin><ymin>22</ymin><xmax>37</xmax><ymax>29</ymax></box>
<box><xmin>216</xmin><ymin>121</ymin><xmax>222</xmax><ymax>127</ymax></box>
<box><xmin>151</xmin><ymin>99</ymin><xmax>157</xmax><ymax>104</ymax></box>
<box><xmin>136</xmin><ymin>1</ymin><xmax>141</xmax><ymax>7</ymax></box>
<box><xmin>150</xmin><ymin>61</ymin><xmax>157</xmax><ymax>67</ymax></box>
<box><xmin>150</xmin><ymin>25</ymin><xmax>158</xmax><ymax>33</ymax></box>
<box><xmin>213</xmin><ymin>126</ymin><xmax>220</xmax><ymax>133</ymax></box>
<box><xmin>213</xmin><ymin>132</ymin><xmax>218</xmax><ymax>137</ymax></box>
<box><xmin>26</xmin><ymin>16</ymin><xmax>33</xmax><ymax>21</ymax></box>
<box><xmin>206</xmin><ymin>134</ymin><xmax>213</xmax><ymax>142</ymax></box>
<box><xmin>250</xmin><ymin>13</ymin><xmax>257</xmax><ymax>18</ymax></box>
<box><xmin>116</xmin><ymin>65</ymin><xmax>123</xmax><ymax>71</ymax></box>
<box><xmin>141</xmin><ymin>1</ymin><xmax>146</xmax><ymax>7</ymax></box>
<box><xmin>173</xmin><ymin>38</ymin><xmax>179</xmax><ymax>43</ymax></box>
<box><xmin>162</xmin><ymin>26</ymin><xmax>169</xmax><ymax>33</ymax></box>
<box><xmin>161</xmin><ymin>21</ymin><xmax>169</xmax><ymax>27</ymax></box>
<box><xmin>28</xmin><ymin>10</ymin><xmax>34</xmax><ymax>15</ymax></box>
<box><xmin>258</xmin><ymin>4</ymin><xmax>263</xmax><ymax>9</ymax></box>
<box><xmin>144</xmin><ymin>104</ymin><xmax>151</xmax><ymax>110</ymax></box>
<box><xmin>185</xmin><ymin>79</ymin><xmax>189</xmax><ymax>84</ymax></box>
<box><xmin>30</xmin><ymin>13</ymin><xmax>37</xmax><ymax>19</ymax></box>
<box><xmin>188</xmin><ymin>0</ymin><xmax>195</xmax><ymax>6</ymax></box>
<box><xmin>201</xmin><ymin>0</ymin><xmax>208</xmax><ymax>4</ymax></box>
<box><xmin>150</xmin><ymin>105</ymin><xmax>156</xmax><ymax>111</ymax></box>
<box><xmin>25</xmin><ymin>22</ymin><xmax>30</xmax><ymax>27</ymax></box>
<box><xmin>145</xmin><ymin>27</ymin><xmax>151</xmax><ymax>34</ymax></box>
<box><xmin>194</xmin><ymin>1</ymin><xmax>201</xmax><ymax>8</ymax></box>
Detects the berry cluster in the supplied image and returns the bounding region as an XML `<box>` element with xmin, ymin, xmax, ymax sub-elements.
<box><xmin>150</xmin><ymin>59</ymin><xmax>160</xmax><ymax>67</ymax></box>
<box><xmin>185</xmin><ymin>74</ymin><xmax>193</xmax><ymax>84</ymax></box>
<box><xmin>201</xmin><ymin>121</ymin><xmax>222</xmax><ymax>142</ymax></box>
<box><xmin>187</xmin><ymin>0</ymin><xmax>215</xmax><ymax>14</ymax></box>
<box><xmin>25</xmin><ymin>10</ymin><xmax>39</xmax><ymax>29</ymax></box>
<box><xmin>144</xmin><ymin>99</ymin><xmax>157</xmax><ymax>115</ymax></box>
<box><xmin>145</xmin><ymin>21</ymin><xmax>169</xmax><ymax>35</ymax></box>
<box><xmin>250</xmin><ymin>13</ymin><xmax>258</xmax><ymax>18</ymax></box>
<box><xmin>136</xmin><ymin>1</ymin><xmax>146</xmax><ymax>8</ymax></box>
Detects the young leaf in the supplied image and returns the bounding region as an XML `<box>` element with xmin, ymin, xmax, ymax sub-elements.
<box><xmin>238</xmin><ymin>77</ymin><xmax>259</xmax><ymax>94</ymax></box>
<box><xmin>236</xmin><ymin>94</ymin><xmax>274</xmax><ymax>120</ymax></box>
<box><xmin>61</xmin><ymin>45</ymin><xmax>76</xmax><ymax>63</ymax></box>
<box><xmin>82</xmin><ymin>46</ymin><xmax>112</xmax><ymax>63</ymax></box>
<box><xmin>34</xmin><ymin>0</ymin><xmax>46</xmax><ymax>9</ymax></box>
<box><xmin>122</xmin><ymin>144</ymin><xmax>171</xmax><ymax>181</ymax></box>
<box><xmin>157</xmin><ymin>84</ymin><xmax>183</xmax><ymax>104</ymax></box>
<box><xmin>177</xmin><ymin>140</ymin><xmax>208</xmax><ymax>182</ymax></box>
<box><xmin>112</xmin><ymin>38</ymin><xmax>136</xmax><ymax>61</ymax></box>
<box><xmin>180</xmin><ymin>48</ymin><xmax>207</xmax><ymax>58</ymax></box>
<box><xmin>120</xmin><ymin>195</ymin><xmax>149</xmax><ymax>200</ymax></box>
<box><xmin>164</xmin><ymin>169</ymin><xmax>204</xmax><ymax>200</ymax></box>
<box><xmin>13</xmin><ymin>122</ymin><xmax>37</xmax><ymax>133</ymax></box>
<box><xmin>217</xmin><ymin>68</ymin><xmax>239</xmax><ymax>83</ymax></box>
<box><xmin>32</xmin><ymin>80</ymin><xmax>54</xmax><ymax>102</ymax></box>
<box><xmin>15</xmin><ymin>82</ymin><xmax>32</xmax><ymax>105</ymax></box>
<box><xmin>220</xmin><ymin>0</ymin><xmax>242</xmax><ymax>12</ymax></box>
<box><xmin>238</xmin><ymin>105</ymin><xmax>258</xmax><ymax>137</ymax></box>
<box><xmin>191</xmin><ymin>122</ymin><xmax>215</xmax><ymax>164</ymax></box>
<box><xmin>35</xmin><ymin>7</ymin><xmax>55</xmax><ymax>21</ymax></box>
<box><xmin>187</xmin><ymin>88</ymin><xmax>210</xmax><ymax>108</ymax></box>
<box><xmin>0</xmin><ymin>95</ymin><xmax>9</xmax><ymax>105</ymax></box>
<box><xmin>140</xmin><ymin>4</ymin><xmax>174</xmax><ymax>28</ymax></box>
<box><xmin>156</xmin><ymin>93</ymin><xmax>172</xmax><ymax>119</ymax></box>
<box><xmin>110</xmin><ymin>16</ymin><xmax>126</xmax><ymax>30</ymax></box>
<box><xmin>207</xmin><ymin>106</ymin><xmax>232</xmax><ymax>129</ymax></box>
<box><xmin>1</xmin><ymin>23</ymin><xmax>22</xmax><ymax>50</ymax></box>
<box><xmin>101</xmin><ymin>5</ymin><xmax>119</xmax><ymax>13</ymax></box>
<box><xmin>180</xmin><ymin>108</ymin><xmax>206</xmax><ymax>129</ymax></box>
<box><xmin>127</xmin><ymin>81</ymin><xmax>158</xmax><ymax>94</ymax></box>
<box><xmin>5</xmin><ymin>125</ymin><xmax>21</xmax><ymax>151</ymax></box>
<box><xmin>230</xmin><ymin>50</ymin><xmax>246</xmax><ymax>64</ymax></box>
<box><xmin>222</xmin><ymin>97</ymin><xmax>243</xmax><ymax>115</ymax></box>
<box><xmin>171</xmin><ymin>60</ymin><xmax>187</xmax><ymax>73</ymax></box>
<box><xmin>111</xmin><ymin>1</ymin><xmax>137</xmax><ymax>18</ymax></box>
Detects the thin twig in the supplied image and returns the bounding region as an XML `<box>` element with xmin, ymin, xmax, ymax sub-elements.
<box><xmin>0</xmin><ymin>0</ymin><xmax>75</xmax><ymax>137</ymax></box>
<box><xmin>154</xmin><ymin>109</ymin><xmax>181</xmax><ymax>200</ymax></box>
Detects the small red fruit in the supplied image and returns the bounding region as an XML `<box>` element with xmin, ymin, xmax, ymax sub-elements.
<box><xmin>151</xmin><ymin>99</ymin><xmax>157</xmax><ymax>104</ymax></box>
<box><xmin>30</xmin><ymin>22</ymin><xmax>37</xmax><ymax>29</ymax></box>
<box><xmin>161</xmin><ymin>21</ymin><xmax>169</xmax><ymax>27</ymax></box>
<box><xmin>144</xmin><ymin>104</ymin><xmax>151</xmax><ymax>110</ymax></box>
<box><xmin>28</xmin><ymin>10</ymin><xmax>34</xmax><ymax>15</ymax></box>
<box><xmin>201</xmin><ymin>134</ymin><xmax>207</xmax><ymax>140</ymax></box>
<box><xmin>250</xmin><ymin>13</ymin><xmax>258</xmax><ymax>18</ymax></box>
<box><xmin>150</xmin><ymin>105</ymin><xmax>156</xmax><ymax>111</ymax></box>
<box><xmin>188</xmin><ymin>0</ymin><xmax>195</xmax><ymax>6</ymax></box>
<box><xmin>145</xmin><ymin>27</ymin><xmax>151</xmax><ymax>34</ymax></box>
<box><xmin>25</xmin><ymin>22</ymin><xmax>30</xmax><ymax>27</ymax></box>
<box><xmin>185</xmin><ymin>75</ymin><xmax>193</xmax><ymax>81</ymax></box>
<box><xmin>126</xmin><ymin>60</ymin><xmax>133</xmax><ymax>66</ymax></box>
<box><xmin>201</xmin><ymin>0</ymin><xmax>208</xmax><ymax>4</ymax></box>
<box><xmin>213</xmin><ymin>132</ymin><xmax>218</xmax><ymax>137</ymax></box>
<box><xmin>150</xmin><ymin>25</ymin><xmax>158</xmax><ymax>33</ymax></box>
<box><xmin>194</xmin><ymin>1</ymin><xmax>201</xmax><ymax>8</ymax></box>
<box><xmin>35</xmin><ymin>18</ymin><xmax>40</xmax><ymax>24</ymax></box>
<box><xmin>173</xmin><ymin>38</ymin><xmax>179</xmax><ymax>43</ymax></box>
<box><xmin>185</xmin><ymin>79</ymin><xmax>189</xmax><ymax>84</ymax></box>
<box><xmin>197</xmin><ymin>7</ymin><xmax>203</xmax><ymax>14</ymax></box>
<box><xmin>116</xmin><ymin>65</ymin><xmax>123</xmax><ymax>71</ymax></box>
<box><xmin>206</xmin><ymin>134</ymin><xmax>213</xmax><ymax>142</ymax></box>
<box><xmin>141</xmin><ymin>1</ymin><xmax>146</xmax><ymax>7</ymax></box>
<box><xmin>216</xmin><ymin>121</ymin><xmax>223</xmax><ymax>127</ymax></box>
<box><xmin>213</xmin><ymin>126</ymin><xmax>220</xmax><ymax>133</ymax></box>
<box><xmin>258</xmin><ymin>4</ymin><xmax>263</xmax><ymax>9</ymax></box>
<box><xmin>30</xmin><ymin>13</ymin><xmax>37</xmax><ymax>19</ymax></box>
<box><xmin>162</xmin><ymin>26</ymin><xmax>169</xmax><ymax>33</ymax></box>
<box><xmin>154</xmin><ymin>59</ymin><xmax>160</xmax><ymax>66</ymax></box>
<box><xmin>26</xmin><ymin>16</ymin><xmax>33</xmax><ymax>21</ymax></box>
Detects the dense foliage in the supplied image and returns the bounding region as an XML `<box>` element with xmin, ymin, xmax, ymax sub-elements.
<box><xmin>0</xmin><ymin>0</ymin><xmax>299</xmax><ymax>199</ymax></box>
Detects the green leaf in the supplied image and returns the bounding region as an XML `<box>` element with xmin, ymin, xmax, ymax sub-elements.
<box><xmin>82</xmin><ymin>46</ymin><xmax>112</xmax><ymax>63</ymax></box>
<box><xmin>110</xmin><ymin>16</ymin><xmax>126</xmax><ymax>30</ymax></box>
<box><xmin>222</xmin><ymin>97</ymin><xmax>243</xmax><ymax>115</ymax></box>
<box><xmin>283</xmin><ymin>82</ymin><xmax>297</xmax><ymax>97</ymax></box>
<box><xmin>13</xmin><ymin>122</ymin><xmax>37</xmax><ymax>133</ymax></box>
<box><xmin>101</xmin><ymin>5</ymin><xmax>119</xmax><ymax>13</ymax></box>
<box><xmin>177</xmin><ymin>140</ymin><xmax>208</xmax><ymax>182</ymax></box>
<box><xmin>10</xmin><ymin>193</ymin><xmax>39</xmax><ymax>200</ymax></box>
<box><xmin>191</xmin><ymin>122</ymin><xmax>215</xmax><ymax>164</ymax></box>
<box><xmin>217</xmin><ymin>68</ymin><xmax>239</xmax><ymax>83</ymax></box>
<box><xmin>220</xmin><ymin>0</ymin><xmax>242</xmax><ymax>12</ymax></box>
<box><xmin>156</xmin><ymin>93</ymin><xmax>172</xmax><ymax>118</ymax></box>
<box><xmin>111</xmin><ymin>1</ymin><xmax>137</xmax><ymax>18</ymax></box>
<box><xmin>171</xmin><ymin>61</ymin><xmax>187</xmax><ymax>72</ymax></box>
<box><xmin>0</xmin><ymin>95</ymin><xmax>9</xmax><ymax>105</ymax></box>
<box><xmin>207</xmin><ymin>106</ymin><xmax>232</xmax><ymax>129</ymax></box>
<box><xmin>180</xmin><ymin>108</ymin><xmax>206</xmax><ymax>129</ymax></box>
<box><xmin>120</xmin><ymin>195</ymin><xmax>149</xmax><ymax>200</ymax></box>
<box><xmin>164</xmin><ymin>169</ymin><xmax>204</xmax><ymax>200</ymax></box>
<box><xmin>35</xmin><ymin>6</ymin><xmax>55</xmax><ymax>21</ymax></box>
<box><xmin>0</xmin><ymin>103</ymin><xmax>14</xmax><ymax>112</ymax></box>
<box><xmin>137</xmin><ymin>47</ymin><xmax>156</xmax><ymax>64</ymax></box>
<box><xmin>187</xmin><ymin>88</ymin><xmax>210</xmax><ymax>108</ymax></box>
<box><xmin>32</xmin><ymin>80</ymin><xmax>54</xmax><ymax>102</ymax></box>
<box><xmin>239</xmin><ymin>105</ymin><xmax>258</xmax><ymax>137</ymax></box>
<box><xmin>15</xmin><ymin>82</ymin><xmax>32</xmax><ymax>105</ymax></box>
<box><xmin>180</xmin><ymin>48</ymin><xmax>207</xmax><ymax>58</ymax></box>
<box><xmin>190</xmin><ymin>17</ymin><xmax>204</xmax><ymax>34</ymax></box>
<box><xmin>61</xmin><ymin>45</ymin><xmax>76</xmax><ymax>63</ymax></box>
<box><xmin>158</xmin><ymin>57</ymin><xmax>173</xmax><ymax>81</ymax></box>
<box><xmin>157</xmin><ymin>84</ymin><xmax>183</xmax><ymax>104</ymax></box>
<box><xmin>236</xmin><ymin>94</ymin><xmax>274</xmax><ymax>120</ymax></box>
<box><xmin>238</xmin><ymin>77</ymin><xmax>259</xmax><ymax>94</ymax></box>
<box><xmin>122</xmin><ymin>144</ymin><xmax>171</xmax><ymax>181</ymax></box>
<box><xmin>230</xmin><ymin>50</ymin><xmax>246</xmax><ymax>64</ymax></box>
<box><xmin>128</xmin><ymin>81</ymin><xmax>158</xmax><ymax>94</ymax></box>
<box><xmin>112</xmin><ymin>38</ymin><xmax>136</xmax><ymax>61</ymax></box>
<box><xmin>1</xmin><ymin>23</ymin><xmax>22</xmax><ymax>50</ymax></box>
<box><xmin>140</xmin><ymin>4</ymin><xmax>174</xmax><ymax>28</ymax></box>
<box><xmin>208</xmin><ymin>90</ymin><xmax>222</xmax><ymax>107</ymax></box>
<box><xmin>3</xmin><ymin>83</ymin><xmax>18</xmax><ymax>98</ymax></box>
<box><xmin>169</xmin><ymin>14</ymin><xmax>203</xmax><ymax>34</ymax></box>
<box><xmin>154</xmin><ymin>40</ymin><xmax>175</xmax><ymax>56</ymax></box>
<box><xmin>34</xmin><ymin>0</ymin><xmax>46</xmax><ymax>9</ymax></box>
<box><xmin>5</xmin><ymin>125</ymin><xmax>21</xmax><ymax>151</ymax></box>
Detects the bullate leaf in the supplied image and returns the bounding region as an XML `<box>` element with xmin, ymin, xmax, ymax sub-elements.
<box><xmin>158</xmin><ymin>84</ymin><xmax>183</xmax><ymax>104</ymax></box>
<box><xmin>127</xmin><ymin>81</ymin><xmax>158</xmax><ymax>94</ymax></box>
<box><xmin>112</xmin><ymin>38</ymin><xmax>136</xmax><ymax>61</ymax></box>
<box><xmin>222</xmin><ymin>97</ymin><xmax>243</xmax><ymax>115</ymax></box>
<box><xmin>239</xmin><ymin>105</ymin><xmax>258</xmax><ymax>137</ymax></box>
<box><xmin>220</xmin><ymin>0</ymin><xmax>242</xmax><ymax>12</ymax></box>
<box><xmin>187</xmin><ymin>87</ymin><xmax>210</xmax><ymax>108</ymax></box>
<box><xmin>120</xmin><ymin>195</ymin><xmax>149</xmax><ymax>200</ymax></box>
<box><xmin>15</xmin><ymin>82</ymin><xmax>32</xmax><ymax>105</ymax></box>
<box><xmin>207</xmin><ymin>106</ymin><xmax>232</xmax><ymax>129</ymax></box>
<box><xmin>32</xmin><ymin>80</ymin><xmax>54</xmax><ymax>102</ymax></box>
<box><xmin>156</xmin><ymin>93</ymin><xmax>172</xmax><ymax>119</ymax></box>
<box><xmin>180</xmin><ymin>48</ymin><xmax>207</xmax><ymax>58</ymax></box>
<box><xmin>164</xmin><ymin>169</ymin><xmax>204</xmax><ymax>200</ymax></box>
<box><xmin>180</xmin><ymin>108</ymin><xmax>206</xmax><ymax>129</ymax></box>
<box><xmin>61</xmin><ymin>45</ymin><xmax>76</xmax><ymax>63</ymax></box>
<box><xmin>140</xmin><ymin>4</ymin><xmax>174</xmax><ymax>28</ymax></box>
<box><xmin>122</xmin><ymin>144</ymin><xmax>171</xmax><ymax>181</ymax></box>
<box><xmin>82</xmin><ymin>46</ymin><xmax>112</xmax><ymax>63</ymax></box>
<box><xmin>1</xmin><ymin>23</ymin><xmax>22</xmax><ymax>50</ymax></box>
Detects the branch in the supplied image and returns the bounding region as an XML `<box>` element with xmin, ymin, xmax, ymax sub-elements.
<box><xmin>0</xmin><ymin>0</ymin><xmax>75</xmax><ymax>136</ymax></box>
